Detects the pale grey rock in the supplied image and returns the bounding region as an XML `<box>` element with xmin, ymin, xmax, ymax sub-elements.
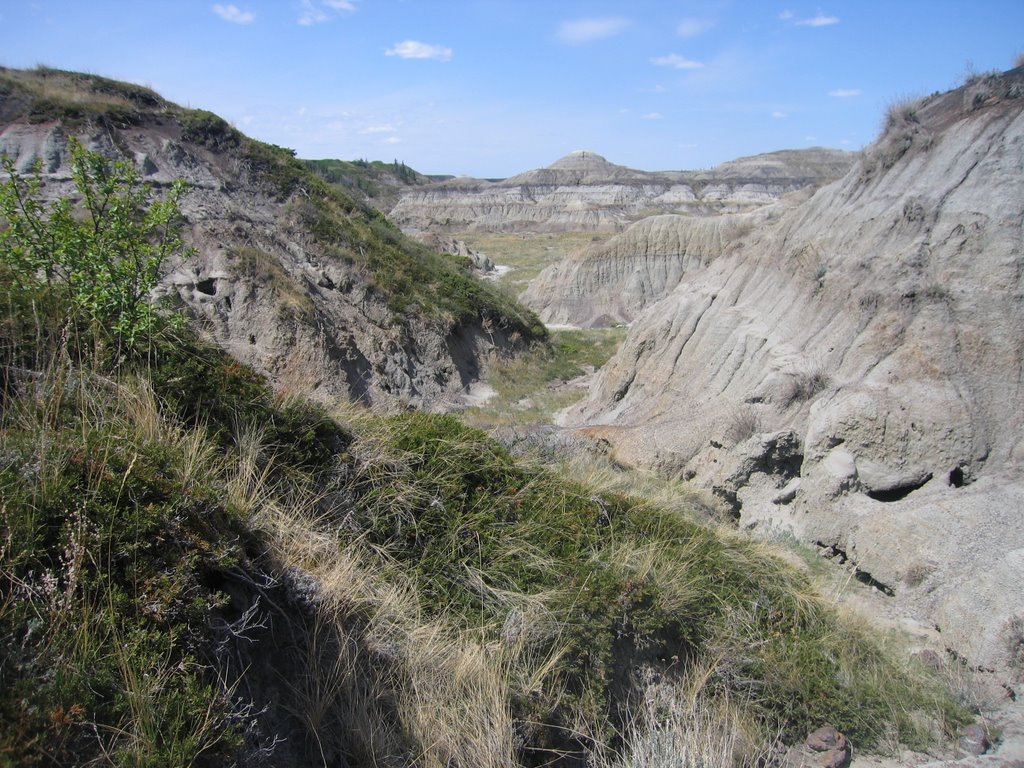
<box><xmin>520</xmin><ymin>208</ymin><xmax>783</xmax><ymax>327</ymax></box>
<box><xmin>389</xmin><ymin>148</ymin><xmax>856</xmax><ymax>234</ymax></box>
<box><xmin>415</xmin><ymin>233</ymin><xmax>496</xmax><ymax>273</ymax></box>
<box><xmin>564</xmin><ymin>69</ymin><xmax>1024</xmax><ymax>679</ymax></box>
<box><xmin>0</xmin><ymin>122</ymin><xmax>520</xmax><ymax>410</ymax></box>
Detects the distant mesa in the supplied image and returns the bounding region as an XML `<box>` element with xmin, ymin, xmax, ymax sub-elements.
<box><xmin>390</xmin><ymin>146</ymin><xmax>856</xmax><ymax>233</ymax></box>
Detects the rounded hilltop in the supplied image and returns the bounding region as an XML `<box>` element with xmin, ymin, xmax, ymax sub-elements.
<box><xmin>547</xmin><ymin>149</ymin><xmax>615</xmax><ymax>170</ymax></box>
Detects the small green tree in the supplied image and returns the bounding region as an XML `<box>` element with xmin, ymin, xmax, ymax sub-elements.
<box><xmin>0</xmin><ymin>138</ymin><xmax>191</xmax><ymax>359</ymax></box>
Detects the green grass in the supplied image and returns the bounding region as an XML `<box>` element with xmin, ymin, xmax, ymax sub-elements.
<box><xmin>0</xmin><ymin>281</ymin><xmax>970</xmax><ymax>766</ymax></box>
<box><xmin>342</xmin><ymin>412</ymin><xmax>969</xmax><ymax>755</ymax></box>
<box><xmin>303</xmin><ymin>157</ymin><xmax>428</xmax><ymax>210</ymax></box>
<box><xmin>464</xmin><ymin>327</ymin><xmax>628</xmax><ymax>428</ymax></box>
<box><xmin>457</xmin><ymin>231</ymin><xmax>609</xmax><ymax>297</ymax></box>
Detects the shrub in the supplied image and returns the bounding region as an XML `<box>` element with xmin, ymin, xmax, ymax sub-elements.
<box><xmin>0</xmin><ymin>138</ymin><xmax>191</xmax><ymax>362</ymax></box>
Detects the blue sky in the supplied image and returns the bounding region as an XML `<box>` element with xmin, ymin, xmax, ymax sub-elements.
<box><xmin>2</xmin><ymin>1</ymin><xmax>1022</xmax><ymax>177</ymax></box>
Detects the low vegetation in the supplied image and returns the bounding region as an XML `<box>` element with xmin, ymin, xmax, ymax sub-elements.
<box><xmin>1</xmin><ymin>112</ymin><xmax>971</xmax><ymax>768</ymax></box>
<box><xmin>304</xmin><ymin>157</ymin><xmax>428</xmax><ymax>209</ymax></box>
<box><xmin>464</xmin><ymin>327</ymin><xmax>627</xmax><ymax>428</ymax></box>
<box><xmin>458</xmin><ymin>231</ymin><xmax>607</xmax><ymax>296</ymax></box>
<box><xmin>0</xmin><ymin>65</ymin><xmax>546</xmax><ymax>343</ymax></box>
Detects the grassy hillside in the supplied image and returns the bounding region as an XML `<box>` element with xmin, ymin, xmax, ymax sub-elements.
<box><xmin>304</xmin><ymin>157</ymin><xmax>430</xmax><ymax>211</ymax></box>
<box><xmin>0</xmin><ymin>65</ymin><xmax>545</xmax><ymax>342</ymax></box>
<box><xmin>0</xmin><ymin>145</ymin><xmax>969</xmax><ymax>766</ymax></box>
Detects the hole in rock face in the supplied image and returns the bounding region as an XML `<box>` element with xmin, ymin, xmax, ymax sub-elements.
<box><xmin>195</xmin><ymin>278</ymin><xmax>217</xmax><ymax>296</ymax></box>
<box><xmin>854</xmin><ymin>569</ymin><xmax>896</xmax><ymax>596</ymax></box>
<box><xmin>949</xmin><ymin>467</ymin><xmax>966</xmax><ymax>487</ymax></box>
<box><xmin>866</xmin><ymin>473</ymin><xmax>933</xmax><ymax>502</ymax></box>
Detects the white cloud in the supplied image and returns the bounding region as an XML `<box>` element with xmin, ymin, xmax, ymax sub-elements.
<box><xmin>383</xmin><ymin>136</ymin><xmax>402</xmax><ymax>145</ymax></box>
<box><xmin>642</xmin><ymin>112</ymin><xmax>663</xmax><ymax>120</ymax></box>
<box><xmin>361</xmin><ymin>124</ymin><xmax>397</xmax><ymax>134</ymax></box>
<box><xmin>677</xmin><ymin>18</ymin><xmax>713</xmax><ymax>38</ymax></box>
<box><xmin>796</xmin><ymin>12</ymin><xmax>839</xmax><ymax>26</ymax></box>
<box><xmin>558</xmin><ymin>17</ymin><xmax>631</xmax><ymax>44</ymax></box>
<box><xmin>780</xmin><ymin>9</ymin><xmax>839</xmax><ymax>26</ymax></box>
<box><xmin>650</xmin><ymin>53</ymin><xmax>704</xmax><ymax>70</ymax></box>
<box><xmin>212</xmin><ymin>4</ymin><xmax>254</xmax><ymax>24</ymax></box>
<box><xmin>385</xmin><ymin>41</ymin><xmax>453</xmax><ymax>61</ymax></box>
<box><xmin>772</xmin><ymin>110</ymin><xmax>788</xmax><ymax>118</ymax></box>
<box><xmin>828</xmin><ymin>88</ymin><xmax>861</xmax><ymax>97</ymax></box>
<box><xmin>298</xmin><ymin>0</ymin><xmax>355</xmax><ymax>25</ymax></box>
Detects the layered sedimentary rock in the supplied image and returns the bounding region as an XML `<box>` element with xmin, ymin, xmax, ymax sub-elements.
<box><xmin>566</xmin><ymin>68</ymin><xmax>1024</xmax><ymax>679</ymax></box>
<box><xmin>0</xmin><ymin>68</ymin><xmax>542</xmax><ymax>409</ymax></box>
<box><xmin>389</xmin><ymin>148</ymin><xmax>855</xmax><ymax>234</ymax></box>
<box><xmin>520</xmin><ymin>206</ymin><xmax>787</xmax><ymax>327</ymax></box>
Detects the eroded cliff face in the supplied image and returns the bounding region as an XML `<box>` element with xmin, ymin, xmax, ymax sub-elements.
<box><xmin>0</xmin><ymin>70</ymin><xmax>542</xmax><ymax>409</ymax></box>
<box><xmin>389</xmin><ymin>148</ymin><xmax>856</xmax><ymax>234</ymax></box>
<box><xmin>566</xmin><ymin>69</ymin><xmax>1024</xmax><ymax>678</ymax></box>
<box><xmin>519</xmin><ymin>205</ymin><xmax>791</xmax><ymax>327</ymax></box>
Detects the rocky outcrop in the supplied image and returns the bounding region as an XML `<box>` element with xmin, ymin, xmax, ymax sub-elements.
<box><xmin>389</xmin><ymin>148</ymin><xmax>856</xmax><ymax>234</ymax></box>
<box><xmin>520</xmin><ymin>206</ymin><xmax>789</xmax><ymax>327</ymax></box>
<box><xmin>415</xmin><ymin>233</ymin><xmax>496</xmax><ymax>274</ymax></box>
<box><xmin>566</xmin><ymin>68</ymin><xmax>1024</xmax><ymax>680</ymax></box>
<box><xmin>0</xmin><ymin>67</ymin><xmax>543</xmax><ymax>410</ymax></box>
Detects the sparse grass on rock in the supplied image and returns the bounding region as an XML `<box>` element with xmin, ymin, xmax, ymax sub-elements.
<box><xmin>0</xmin><ymin>77</ymin><xmax>971</xmax><ymax>768</ymax></box>
<box><xmin>464</xmin><ymin>327</ymin><xmax>627</xmax><ymax>428</ymax></box>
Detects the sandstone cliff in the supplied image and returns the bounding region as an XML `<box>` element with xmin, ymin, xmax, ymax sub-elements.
<box><xmin>0</xmin><ymin>67</ymin><xmax>544</xmax><ymax>409</ymax></box>
<box><xmin>566</xmin><ymin>68</ymin><xmax>1024</xmax><ymax>680</ymax></box>
<box><xmin>389</xmin><ymin>148</ymin><xmax>855</xmax><ymax>234</ymax></box>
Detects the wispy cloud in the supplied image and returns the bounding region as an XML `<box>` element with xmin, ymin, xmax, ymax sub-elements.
<box><xmin>798</xmin><ymin>12</ymin><xmax>839</xmax><ymax>26</ymax></box>
<box><xmin>298</xmin><ymin>0</ymin><xmax>355</xmax><ymax>25</ymax></box>
<box><xmin>385</xmin><ymin>40</ymin><xmax>453</xmax><ymax>61</ymax></box>
<box><xmin>642</xmin><ymin>112</ymin><xmax>663</xmax><ymax>120</ymax></box>
<box><xmin>212</xmin><ymin>4</ymin><xmax>254</xmax><ymax>24</ymax></box>
<box><xmin>650</xmin><ymin>53</ymin><xmax>704</xmax><ymax>70</ymax></box>
<box><xmin>772</xmin><ymin>110</ymin><xmax>788</xmax><ymax>118</ymax></box>
<box><xmin>558</xmin><ymin>17</ymin><xmax>631</xmax><ymax>44</ymax></box>
<box><xmin>828</xmin><ymin>88</ymin><xmax>861</xmax><ymax>97</ymax></box>
<box><xmin>677</xmin><ymin>18</ymin><xmax>714</xmax><ymax>38</ymax></box>
<box><xmin>361</xmin><ymin>124</ymin><xmax>397</xmax><ymax>134</ymax></box>
<box><xmin>383</xmin><ymin>136</ymin><xmax>402</xmax><ymax>145</ymax></box>
<box><xmin>781</xmin><ymin>9</ymin><xmax>839</xmax><ymax>26</ymax></box>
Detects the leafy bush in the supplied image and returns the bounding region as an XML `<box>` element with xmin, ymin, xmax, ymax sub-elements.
<box><xmin>0</xmin><ymin>138</ymin><xmax>191</xmax><ymax>361</ymax></box>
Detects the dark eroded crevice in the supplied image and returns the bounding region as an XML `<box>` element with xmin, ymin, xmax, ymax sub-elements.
<box><xmin>865</xmin><ymin>472</ymin><xmax>932</xmax><ymax>502</ymax></box>
<box><xmin>815</xmin><ymin>541</ymin><xmax>896</xmax><ymax>597</ymax></box>
<box><xmin>195</xmin><ymin>277</ymin><xmax>218</xmax><ymax>295</ymax></box>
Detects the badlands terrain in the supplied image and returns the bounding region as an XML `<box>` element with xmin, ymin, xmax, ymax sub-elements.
<box><xmin>392</xmin><ymin>65</ymin><xmax>1024</xmax><ymax>766</ymax></box>
<box><xmin>2</xmin><ymin>63</ymin><xmax>1022</xmax><ymax>768</ymax></box>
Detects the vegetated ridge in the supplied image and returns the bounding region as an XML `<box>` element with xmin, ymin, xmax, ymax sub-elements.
<box><xmin>565</xmin><ymin>66</ymin><xmax>1024</xmax><ymax>688</ymax></box>
<box><xmin>389</xmin><ymin>147</ymin><xmax>856</xmax><ymax>234</ymax></box>
<box><xmin>0</xmin><ymin>162</ymin><xmax>966</xmax><ymax>766</ymax></box>
<box><xmin>0</xmin><ymin>66</ymin><xmax>545</xmax><ymax>409</ymax></box>
<box><xmin>0</xmin><ymin>68</ymin><xmax>970</xmax><ymax>768</ymax></box>
<box><xmin>303</xmin><ymin>156</ymin><xmax>431</xmax><ymax>212</ymax></box>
